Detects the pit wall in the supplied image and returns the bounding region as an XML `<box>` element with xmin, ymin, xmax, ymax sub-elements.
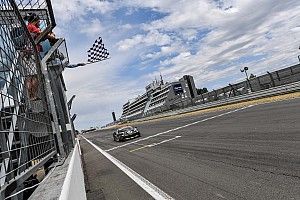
<box><xmin>59</xmin><ymin>139</ymin><xmax>86</xmax><ymax>200</ymax></box>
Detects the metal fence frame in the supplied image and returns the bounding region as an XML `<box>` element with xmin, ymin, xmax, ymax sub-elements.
<box><xmin>0</xmin><ymin>0</ymin><xmax>74</xmax><ymax>199</ymax></box>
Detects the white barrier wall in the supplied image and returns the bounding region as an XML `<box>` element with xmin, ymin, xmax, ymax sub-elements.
<box><xmin>59</xmin><ymin>140</ymin><xmax>87</xmax><ymax>200</ymax></box>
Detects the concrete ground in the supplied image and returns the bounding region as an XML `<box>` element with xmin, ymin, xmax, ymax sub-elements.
<box><xmin>81</xmin><ymin>97</ymin><xmax>300</xmax><ymax>200</ymax></box>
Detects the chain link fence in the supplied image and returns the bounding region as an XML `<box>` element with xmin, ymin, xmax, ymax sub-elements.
<box><xmin>0</xmin><ymin>0</ymin><xmax>74</xmax><ymax>199</ymax></box>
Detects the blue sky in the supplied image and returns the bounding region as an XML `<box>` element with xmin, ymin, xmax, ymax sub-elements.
<box><xmin>51</xmin><ymin>0</ymin><xmax>300</xmax><ymax>130</ymax></box>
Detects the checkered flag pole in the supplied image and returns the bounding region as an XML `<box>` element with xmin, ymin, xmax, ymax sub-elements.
<box><xmin>87</xmin><ymin>36</ymin><xmax>110</xmax><ymax>64</ymax></box>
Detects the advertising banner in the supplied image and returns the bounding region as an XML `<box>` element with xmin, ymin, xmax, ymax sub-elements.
<box><xmin>173</xmin><ymin>83</ymin><xmax>183</xmax><ymax>95</ymax></box>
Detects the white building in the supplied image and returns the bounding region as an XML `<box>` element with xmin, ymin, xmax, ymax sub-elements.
<box><xmin>121</xmin><ymin>75</ymin><xmax>198</xmax><ymax>120</ymax></box>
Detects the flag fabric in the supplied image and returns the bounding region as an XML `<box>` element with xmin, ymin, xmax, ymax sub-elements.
<box><xmin>87</xmin><ymin>37</ymin><xmax>109</xmax><ymax>63</ymax></box>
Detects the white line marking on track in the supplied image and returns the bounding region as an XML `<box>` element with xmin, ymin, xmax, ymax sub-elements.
<box><xmin>147</xmin><ymin>136</ymin><xmax>182</xmax><ymax>147</ymax></box>
<box><xmin>106</xmin><ymin>105</ymin><xmax>254</xmax><ymax>152</ymax></box>
<box><xmin>82</xmin><ymin>136</ymin><xmax>174</xmax><ymax>200</ymax></box>
<box><xmin>215</xmin><ymin>193</ymin><xmax>227</xmax><ymax>199</ymax></box>
<box><xmin>130</xmin><ymin>136</ymin><xmax>182</xmax><ymax>152</ymax></box>
<box><xmin>132</xmin><ymin>142</ymin><xmax>147</xmax><ymax>146</ymax></box>
<box><xmin>129</xmin><ymin>145</ymin><xmax>148</xmax><ymax>152</ymax></box>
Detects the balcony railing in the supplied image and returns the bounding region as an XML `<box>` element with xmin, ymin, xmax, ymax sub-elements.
<box><xmin>0</xmin><ymin>0</ymin><xmax>56</xmax><ymax>46</ymax></box>
<box><xmin>44</xmin><ymin>38</ymin><xmax>69</xmax><ymax>69</ymax></box>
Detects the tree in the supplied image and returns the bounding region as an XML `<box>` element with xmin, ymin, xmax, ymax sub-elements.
<box><xmin>197</xmin><ymin>87</ymin><xmax>208</xmax><ymax>95</ymax></box>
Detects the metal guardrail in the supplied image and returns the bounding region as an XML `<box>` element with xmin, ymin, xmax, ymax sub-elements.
<box><xmin>137</xmin><ymin>81</ymin><xmax>300</xmax><ymax>121</ymax></box>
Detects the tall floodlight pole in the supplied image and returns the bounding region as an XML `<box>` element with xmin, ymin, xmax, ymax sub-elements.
<box><xmin>240</xmin><ymin>67</ymin><xmax>253</xmax><ymax>92</ymax></box>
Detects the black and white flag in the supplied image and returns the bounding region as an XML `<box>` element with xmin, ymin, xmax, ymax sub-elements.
<box><xmin>87</xmin><ymin>37</ymin><xmax>109</xmax><ymax>63</ymax></box>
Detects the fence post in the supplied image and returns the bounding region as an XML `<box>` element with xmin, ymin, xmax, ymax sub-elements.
<box><xmin>267</xmin><ymin>71</ymin><xmax>276</xmax><ymax>87</ymax></box>
<box><xmin>222</xmin><ymin>88</ymin><xmax>226</xmax><ymax>97</ymax></box>
<box><xmin>276</xmin><ymin>71</ymin><xmax>281</xmax><ymax>82</ymax></box>
<box><xmin>257</xmin><ymin>76</ymin><xmax>262</xmax><ymax>90</ymax></box>
<box><xmin>229</xmin><ymin>84</ymin><xmax>236</xmax><ymax>96</ymax></box>
<box><xmin>41</xmin><ymin>59</ymin><xmax>66</xmax><ymax>157</ymax></box>
<box><xmin>290</xmin><ymin>67</ymin><xmax>294</xmax><ymax>75</ymax></box>
<box><xmin>213</xmin><ymin>89</ymin><xmax>218</xmax><ymax>100</ymax></box>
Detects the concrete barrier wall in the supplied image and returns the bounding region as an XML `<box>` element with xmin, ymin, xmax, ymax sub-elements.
<box><xmin>194</xmin><ymin>64</ymin><xmax>300</xmax><ymax>103</ymax></box>
<box><xmin>59</xmin><ymin>139</ymin><xmax>86</xmax><ymax>200</ymax></box>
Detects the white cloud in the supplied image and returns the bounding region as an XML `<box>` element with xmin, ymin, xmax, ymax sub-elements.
<box><xmin>180</xmin><ymin>29</ymin><xmax>198</xmax><ymax>41</ymax></box>
<box><xmin>140</xmin><ymin>41</ymin><xmax>186</xmax><ymax>62</ymax></box>
<box><xmin>120</xmin><ymin>24</ymin><xmax>133</xmax><ymax>30</ymax></box>
<box><xmin>117</xmin><ymin>30</ymin><xmax>171</xmax><ymax>51</ymax></box>
<box><xmin>161</xmin><ymin>46</ymin><xmax>176</xmax><ymax>54</ymax></box>
<box><xmin>64</xmin><ymin>47</ymin><xmax>148</xmax><ymax>129</ymax></box>
<box><xmin>52</xmin><ymin>0</ymin><xmax>116</xmax><ymax>23</ymax></box>
<box><xmin>79</xmin><ymin>19</ymin><xmax>104</xmax><ymax>37</ymax></box>
<box><xmin>131</xmin><ymin>0</ymin><xmax>300</xmax><ymax>83</ymax></box>
<box><xmin>117</xmin><ymin>35</ymin><xmax>143</xmax><ymax>51</ymax></box>
<box><xmin>51</xmin><ymin>0</ymin><xmax>300</xmax><ymax>129</ymax></box>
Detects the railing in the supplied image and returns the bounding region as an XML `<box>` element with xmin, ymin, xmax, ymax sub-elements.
<box><xmin>0</xmin><ymin>0</ymin><xmax>56</xmax><ymax>198</ymax></box>
<box><xmin>44</xmin><ymin>38</ymin><xmax>69</xmax><ymax>69</ymax></box>
<box><xmin>0</xmin><ymin>0</ymin><xmax>74</xmax><ymax>199</ymax></box>
<box><xmin>137</xmin><ymin>81</ymin><xmax>300</xmax><ymax>121</ymax></box>
<box><xmin>15</xmin><ymin>0</ymin><xmax>56</xmax><ymax>44</ymax></box>
<box><xmin>195</xmin><ymin>64</ymin><xmax>300</xmax><ymax>104</ymax></box>
<box><xmin>41</xmin><ymin>38</ymin><xmax>73</xmax><ymax>157</ymax></box>
<box><xmin>0</xmin><ymin>0</ymin><xmax>56</xmax><ymax>45</ymax></box>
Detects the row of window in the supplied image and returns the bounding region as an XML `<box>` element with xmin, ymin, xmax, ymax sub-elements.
<box><xmin>122</xmin><ymin>96</ymin><xmax>147</xmax><ymax>115</ymax></box>
<box><xmin>126</xmin><ymin>101</ymin><xmax>147</xmax><ymax>115</ymax></box>
<box><xmin>129</xmin><ymin>97</ymin><xmax>148</xmax><ymax>110</ymax></box>
<box><xmin>149</xmin><ymin>98</ymin><xmax>165</xmax><ymax>108</ymax></box>
<box><xmin>127</xmin><ymin>108</ymin><xmax>143</xmax><ymax>117</ymax></box>
<box><xmin>150</xmin><ymin>91</ymin><xmax>168</xmax><ymax>104</ymax></box>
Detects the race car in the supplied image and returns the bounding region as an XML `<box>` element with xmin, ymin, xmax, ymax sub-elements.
<box><xmin>113</xmin><ymin>126</ymin><xmax>141</xmax><ymax>142</ymax></box>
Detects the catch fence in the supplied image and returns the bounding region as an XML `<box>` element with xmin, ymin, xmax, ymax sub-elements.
<box><xmin>0</xmin><ymin>0</ymin><xmax>74</xmax><ymax>199</ymax></box>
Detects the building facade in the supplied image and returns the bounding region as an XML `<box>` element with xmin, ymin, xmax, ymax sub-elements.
<box><xmin>121</xmin><ymin>75</ymin><xmax>198</xmax><ymax>120</ymax></box>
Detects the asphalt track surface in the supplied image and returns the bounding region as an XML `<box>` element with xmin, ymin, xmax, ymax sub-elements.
<box><xmin>80</xmin><ymin>98</ymin><xmax>300</xmax><ymax>200</ymax></box>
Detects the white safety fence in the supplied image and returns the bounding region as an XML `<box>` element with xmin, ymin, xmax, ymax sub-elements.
<box><xmin>59</xmin><ymin>139</ymin><xmax>86</xmax><ymax>200</ymax></box>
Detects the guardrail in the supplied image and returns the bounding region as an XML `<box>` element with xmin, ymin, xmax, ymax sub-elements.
<box><xmin>137</xmin><ymin>81</ymin><xmax>300</xmax><ymax>121</ymax></box>
<box><xmin>59</xmin><ymin>139</ymin><xmax>86</xmax><ymax>200</ymax></box>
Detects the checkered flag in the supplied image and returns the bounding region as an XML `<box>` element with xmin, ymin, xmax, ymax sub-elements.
<box><xmin>87</xmin><ymin>37</ymin><xmax>110</xmax><ymax>63</ymax></box>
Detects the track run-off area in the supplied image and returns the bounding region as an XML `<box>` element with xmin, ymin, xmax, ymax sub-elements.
<box><xmin>80</xmin><ymin>97</ymin><xmax>300</xmax><ymax>200</ymax></box>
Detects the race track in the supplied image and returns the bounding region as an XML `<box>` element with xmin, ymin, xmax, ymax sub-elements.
<box><xmin>81</xmin><ymin>98</ymin><xmax>300</xmax><ymax>200</ymax></box>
